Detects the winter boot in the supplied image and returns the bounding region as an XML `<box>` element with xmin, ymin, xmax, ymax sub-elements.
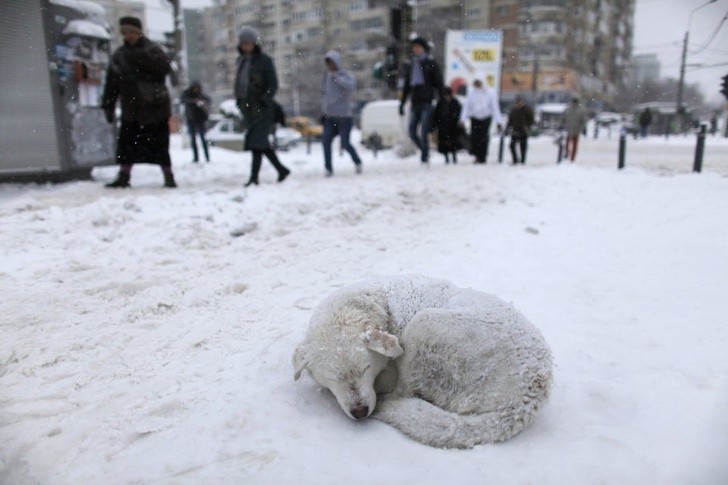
<box><xmin>105</xmin><ymin>172</ymin><xmax>130</xmax><ymax>188</ymax></box>
<box><xmin>163</xmin><ymin>171</ymin><xmax>177</xmax><ymax>188</ymax></box>
<box><xmin>277</xmin><ymin>167</ymin><xmax>290</xmax><ymax>183</ymax></box>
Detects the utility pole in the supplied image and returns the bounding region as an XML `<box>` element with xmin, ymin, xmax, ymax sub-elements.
<box><xmin>677</xmin><ymin>0</ymin><xmax>718</xmax><ymax>133</ymax></box>
<box><xmin>169</xmin><ymin>0</ymin><xmax>187</xmax><ymax>88</ymax></box>
<box><xmin>676</xmin><ymin>30</ymin><xmax>688</xmax><ymax>132</ymax></box>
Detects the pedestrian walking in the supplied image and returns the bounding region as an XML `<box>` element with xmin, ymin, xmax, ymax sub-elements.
<box><xmin>562</xmin><ymin>96</ymin><xmax>588</xmax><ymax>162</ymax></box>
<box><xmin>321</xmin><ymin>50</ymin><xmax>363</xmax><ymax>176</ymax></box>
<box><xmin>459</xmin><ymin>78</ymin><xmax>503</xmax><ymax>164</ymax></box>
<box><xmin>180</xmin><ymin>80</ymin><xmax>211</xmax><ymax>163</ymax></box>
<box><xmin>234</xmin><ymin>26</ymin><xmax>290</xmax><ymax>187</ymax></box>
<box><xmin>399</xmin><ymin>36</ymin><xmax>444</xmax><ymax>164</ymax></box>
<box><xmin>505</xmin><ymin>95</ymin><xmax>534</xmax><ymax>165</ymax></box>
<box><xmin>433</xmin><ymin>87</ymin><xmax>462</xmax><ymax>164</ymax></box>
<box><xmin>638</xmin><ymin>107</ymin><xmax>652</xmax><ymax>138</ymax></box>
<box><xmin>101</xmin><ymin>16</ymin><xmax>176</xmax><ymax>188</ymax></box>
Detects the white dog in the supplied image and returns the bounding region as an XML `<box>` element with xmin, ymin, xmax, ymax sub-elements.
<box><xmin>292</xmin><ymin>275</ymin><xmax>553</xmax><ymax>449</ymax></box>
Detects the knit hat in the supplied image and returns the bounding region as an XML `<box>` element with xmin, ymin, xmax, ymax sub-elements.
<box><xmin>410</xmin><ymin>37</ymin><xmax>430</xmax><ymax>53</ymax></box>
<box><xmin>119</xmin><ymin>16</ymin><xmax>142</xmax><ymax>32</ymax></box>
<box><xmin>238</xmin><ymin>26</ymin><xmax>260</xmax><ymax>45</ymax></box>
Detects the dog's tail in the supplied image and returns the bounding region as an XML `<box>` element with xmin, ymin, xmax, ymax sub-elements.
<box><xmin>372</xmin><ymin>396</ymin><xmax>540</xmax><ymax>449</ymax></box>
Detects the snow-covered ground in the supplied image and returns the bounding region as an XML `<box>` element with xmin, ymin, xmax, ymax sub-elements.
<box><xmin>1</xmin><ymin>132</ymin><xmax>727</xmax><ymax>484</ymax></box>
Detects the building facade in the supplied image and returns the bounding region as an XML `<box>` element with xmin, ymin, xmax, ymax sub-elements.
<box><xmin>193</xmin><ymin>0</ymin><xmax>634</xmax><ymax>115</ymax></box>
<box><xmin>632</xmin><ymin>53</ymin><xmax>660</xmax><ymax>85</ymax></box>
<box><xmin>490</xmin><ymin>0</ymin><xmax>634</xmax><ymax>110</ymax></box>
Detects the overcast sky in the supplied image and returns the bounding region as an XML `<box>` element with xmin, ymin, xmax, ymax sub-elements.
<box><xmin>634</xmin><ymin>0</ymin><xmax>728</xmax><ymax>104</ymax></box>
<box><xmin>143</xmin><ymin>0</ymin><xmax>728</xmax><ymax>103</ymax></box>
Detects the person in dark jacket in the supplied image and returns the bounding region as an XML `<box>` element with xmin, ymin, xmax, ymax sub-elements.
<box><xmin>234</xmin><ymin>26</ymin><xmax>290</xmax><ymax>187</ymax></box>
<box><xmin>433</xmin><ymin>87</ymin><xmax>462</xmax><ymax>164</ymax></box>
<box><xmin>505</xmin><ymin>95</ymin><xmax>535</xmax><ymax>165</ymax></box>
<box><xmin>399</xmin><ymin>37</ymin><xmax>444</xmax><ymax>164</ymax></box>
<box><xmin>181</xmin><ymin>81</ymin><xmax>211</xmax><ymax>162</ymax></box>
<box><xmin>638</xmin><ymin>107</ymin><xmax>652</xmax><ymax>138</ymax></box>
<box><xmin>102</xmin><ymin>16</ymin><xmax>176</xmax><ymax>188</ymax></box>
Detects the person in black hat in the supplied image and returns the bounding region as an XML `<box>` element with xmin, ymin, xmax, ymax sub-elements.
<box><xmin>101</xmin><ymin>16</ymin><xmax>177</xmax><ymax>188</ymax></box>
<box><xmin>399</xmin><ymin>36</ymin><xmax>444</xmax><ymax>164</ymax></box>
<box><xmin>234</xmin><ymin>26</ymin><xmax>290</xmax><ymax>187</ymax></box>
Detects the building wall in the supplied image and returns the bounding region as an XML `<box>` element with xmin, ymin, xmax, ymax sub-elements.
<box><xmin>632</xmin><ymin>54</ymin><xmax>660</xmax><ymax>84</ymax></box>
<box><xmin>198</xmin><ymin>0</ymin><xmax>634</xmax><ymax>113</ymax></box>
<box><xmin>490</xmin><ymin>0</ymin><xmax>634</xmax><ymax>108</ymax></box>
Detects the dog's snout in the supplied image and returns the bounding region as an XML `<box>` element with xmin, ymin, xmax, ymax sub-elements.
<box><xmin>350</xmin><ymin>405</ymin><xmax>369</xmax><ymax>420</ymax></box>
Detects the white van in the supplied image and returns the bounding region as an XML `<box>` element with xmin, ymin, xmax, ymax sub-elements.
<box><xmin>359</xmin><ymin>100</ymin><xmax>408</xmax><ymax>149</ymax></box>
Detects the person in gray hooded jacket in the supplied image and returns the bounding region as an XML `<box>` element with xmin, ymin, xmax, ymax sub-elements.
<box><xmin>321</xmin><ymin>50</ymin><xmax>363</xmax><ymax>176</ymax></box>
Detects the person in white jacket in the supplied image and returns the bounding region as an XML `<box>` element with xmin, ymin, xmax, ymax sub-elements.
<box><xmin>459</xmin><ymin>79</ymin><xmax>503</xmax><ymax>164</ymax></box>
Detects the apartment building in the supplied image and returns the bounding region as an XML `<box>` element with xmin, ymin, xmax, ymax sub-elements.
<box><xmin>195</xmin><ymin>0</ymin><xmax>634</xmax><ymax>114</ymax></box>
<box><xmin>491</xmin><ymin>0</ymin><xmax>634</xmax><ymax>108</ymax></box>
<box><xmin>200</xmin><ymin>0</ymin><xmax>394</xmax><ymax>117</ymax></box>
<box><xmin>632</xmin><ymin>53</ymin><xmax>660</xmax><ymax>84</ymax></box>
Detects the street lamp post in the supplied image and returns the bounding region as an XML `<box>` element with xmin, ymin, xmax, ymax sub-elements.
<box><xmin>676</xmin><ymin>0</ymin><xmax>717</xmax><ymax>131</ymax></box>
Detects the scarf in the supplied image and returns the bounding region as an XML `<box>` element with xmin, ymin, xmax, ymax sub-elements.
<box><xmin>411</xmin><ymin>53</ymin><xmax>426</xmax><ymax>86</ymax></box>
<box><xmin>235</xmin><ymin>54</ymin><xmax>252</xmax><ymax>99</ymax></box>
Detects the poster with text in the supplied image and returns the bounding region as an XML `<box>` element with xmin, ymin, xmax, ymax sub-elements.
<box><xmin>445</xmin><ymin>30</ymin><xmax>503</xmax><ymax>97</ymax></box>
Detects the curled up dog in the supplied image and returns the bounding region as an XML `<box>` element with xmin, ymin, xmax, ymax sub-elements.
<box><xmin>292</xmin><ymin>275</ymin><xmax>553</xmax><ymax>449</ymax></box>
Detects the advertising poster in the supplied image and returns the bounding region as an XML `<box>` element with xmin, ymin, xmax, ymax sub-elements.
<box><xmin>444</xmin><ymin>30</ymin><xmax>503</xmax><ymax>97</ymax></box>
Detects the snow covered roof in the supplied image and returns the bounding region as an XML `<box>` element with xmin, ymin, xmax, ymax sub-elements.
<box><xmin>62</xmin><ymin>19</ymin><xmax>110</xmax><ymax>40</ymax></box>
<box><xmin>51</xmin><ymin>0</ymin><xmax>105</xmax><ymax>17</ymax></box>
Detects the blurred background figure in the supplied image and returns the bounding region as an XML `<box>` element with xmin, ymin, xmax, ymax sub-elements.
<box><xmin>433</xmin><ymin>87</ymin><xmax>462</xmax><ymax>164</ymax></box>
<box><xmin>234</xmin><ymin>26</ymin><xmax>290</xmax><ymax>187</ymax></box>
<box><xmin>638</xmin><ymin>107</ymin><xmax>652</xmax><ymax>139</ymax></box>
<box><xmin>181</xmin><ymin>81</ymin><xmax>211</xmax><ymax>163</ymax></box>
<box><xmin>460</xmin><ymin>78</ymin><xmax>502</xmax><ymax>164</ymax></box>
<box><xmin>505</xmin><ymin>95</ymin><xmax>534</xmax><ymax>165</ymax></box>
<box><xmin>102</xmin><ymin>16</ymin><xmax>175</xmax><ymax>188</ymax></box>
<box><xmin>562</xmin><ymin>97</ymin><xmax>588</xmax><ymax>162</ymax></box>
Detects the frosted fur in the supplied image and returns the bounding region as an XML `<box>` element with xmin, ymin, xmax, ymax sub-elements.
<box><xmin>293</xmin><ymin>275</ymin><xmax>553</xmax><ymax>449</ymax></box>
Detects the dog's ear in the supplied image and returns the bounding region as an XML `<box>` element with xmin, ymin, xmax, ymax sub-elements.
<box><xmin>361</xmin><ymin>328</ymin><xmax>403</xmax><ymax>358</ymax></box>
<box><xmin>292</xmin><ymin>344</ymin><xmax>308</xmax><ymax>381</ymax></box>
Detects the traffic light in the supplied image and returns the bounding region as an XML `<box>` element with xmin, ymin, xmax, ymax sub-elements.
<box><xmin>721</xmin><ymin>74</ymin><xmax>728</xmax><ymax>100</ymax></box>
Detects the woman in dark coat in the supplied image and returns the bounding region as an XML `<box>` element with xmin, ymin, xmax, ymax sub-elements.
<box><xmin>433</xmin><ymin>87</ymin><xmax>462</xmax><ymax>164</ymax></box>
<box><xmin>234</xmin><ymin>26</ymin><xmax>290</xmax><ymax>187</ymax></box>
<box><xmin>102</xmin><ymin>16</ymin><xmax>176</xmax><ymax>188</ymax></box>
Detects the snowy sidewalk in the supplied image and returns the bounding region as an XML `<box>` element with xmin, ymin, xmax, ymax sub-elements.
<box><xmin>1</xmin><ymin>134</ymin><xmax>727</xmax><ymax>483</ymax></box>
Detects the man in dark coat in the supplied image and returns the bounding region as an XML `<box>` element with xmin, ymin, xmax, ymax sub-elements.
<box><xmin>234</xmin><ymin>26</ymin><xmax>290</xmax><ymax>187</ymax></box>
<box><xmin>102</xmin><ymin>16</ymin><xmax>176</xmax><ymax>188</ymax></box>
<box><xmin>181</xmin><ymin>81</ymin><xmax>211</xmax><ymax>162</ymax></box>
<box><xmin>433</xmin><ymin>87</ymin><xmax>462</xmax><ymax>164</ymax></box>
<box><xmin>505</xmin><ymin>96</ymin><xmax>535</xmax><ymax>165</ymax></box>
<box><xmin>399</xmin><ymin>37</ymin><xmax>444</xmax><ymax>164</ymax></box>
<box><xmin>638</xmin><ymin>107</ymin><xmax>652</xmax><ymax>138</ymax></box>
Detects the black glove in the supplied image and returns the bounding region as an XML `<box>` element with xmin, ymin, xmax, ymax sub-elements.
<box><xmin>104</xmin><ymin>108</ymin><xmax>114</xmax><ymax>124</ymax></box>
<box><xmin>320</xmin><ymin>115</ymin><xmax>326</xmax><ymax>124</ymax></box>
<box><xmin>398</xmin><ymin>104</ymin><xmax>404</xmax><ymax>116</ymax></box>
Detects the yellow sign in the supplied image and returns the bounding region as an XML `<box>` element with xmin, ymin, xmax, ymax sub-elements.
<box><xmin>472</xmin><ymin>49</ymin><xmax>495</xmax><ymax>62</ymax></box>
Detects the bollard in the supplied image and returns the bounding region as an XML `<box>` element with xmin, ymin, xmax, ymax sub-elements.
<box><xmin>306</xmin><ymin>134</ymin><xmax>312</xmax><ymax>154</ymax></box>
<box><xmin>693</xmin><ymin>125</ymin><xmax>706</xmax><ymax>173</ymax></box>
<box><xmin>556</xmin><ymin>134</ymin><xmax>564</xmax><ymax>163</ymax></box>
<box><xmin>618</xmin><ymin>130</ymin><xmax>626</xmax><ymax>170</ymax></box>
<box><xmin>498</xmin><ymin>134</ymin><xmax>504</xmax><ymax>163</ymax></box>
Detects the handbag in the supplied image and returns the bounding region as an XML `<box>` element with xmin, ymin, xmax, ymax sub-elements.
<box><xmin>137</xmin><ymin>80</ymin><xmax>169</xmax><ymax>106</ymax></box>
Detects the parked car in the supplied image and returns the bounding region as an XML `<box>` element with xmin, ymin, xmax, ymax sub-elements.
<box><xmin>288</xmin><ymin>116</ymin><xmax>323</xmax><ymax>139</ymax></box>
<box><xmin>206</xmin><ymin>118</ymin><xmax>302</xmax><ymax>151</ymax></box>
<box><xmin>359</xmin><ymin>100</ymin><xmax>407</xmax><ymax>149</ymax></box>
